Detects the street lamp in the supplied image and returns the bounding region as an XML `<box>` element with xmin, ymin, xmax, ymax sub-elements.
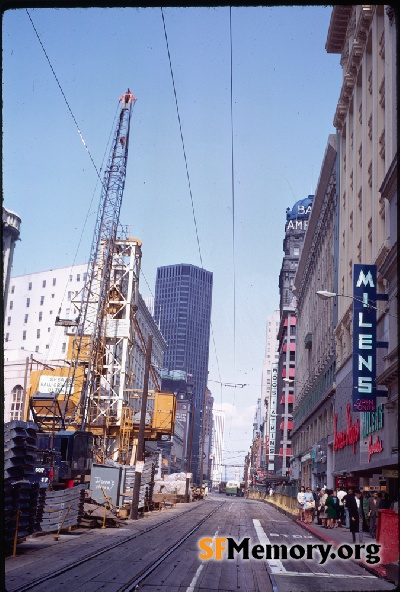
<box><xmin>316</xmin><ymin>290</ymin><xmax>385</xmax><ymax>312</ymax></box>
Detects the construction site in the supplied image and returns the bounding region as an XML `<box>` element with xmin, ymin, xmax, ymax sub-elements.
<box><xmin>4</xmin><ymin>89</ymin><xmax>188</xmax><ymax>555</ymax></box>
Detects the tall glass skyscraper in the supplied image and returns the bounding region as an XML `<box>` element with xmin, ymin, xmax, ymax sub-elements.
<box><xmin>154</xmin><ymin>263</ymin><xmax>213</xmax><ymax>481</ymax></box>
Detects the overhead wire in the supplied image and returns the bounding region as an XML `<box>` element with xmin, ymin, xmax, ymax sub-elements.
<box><xmin>227</xmin><ymin>5</ymin><xmax>238</xmax><ymax>440</ymax></box>
<box><xmin>160</xmin><ymin>7</ymin><xmax>203</xmax><ymax>268</ymax></box>
<box><xmin>160</xmin><ymin>7</ymin><xmax>224</xmax><ymax>406</ymax></box>
<box><xmin>25</xmin><ymin>8</ymin><xmax>120</xmax><ymax>365</ymax></box>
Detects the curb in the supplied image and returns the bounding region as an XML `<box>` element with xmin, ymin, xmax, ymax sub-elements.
<box><xmin>261</xmin><ymin>497</ymin><xmax>390</xmax><ymax>582</ymax></box>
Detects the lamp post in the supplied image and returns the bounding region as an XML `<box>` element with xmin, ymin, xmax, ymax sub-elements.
<box><xmin>316</xmin><ymin>290</ymin><xmax>386</xmax><ymax>312</ymax></box>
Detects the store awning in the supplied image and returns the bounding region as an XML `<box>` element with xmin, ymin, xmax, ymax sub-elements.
<box><xmin>279</xmin><ymin>447</ymin><xmax>292</xmax><ymax>456</ymax></box>
<box><xmin>280</xmin><ymin>394</ymin><xmax>294</xmax><ymax>405</ymax></box>
<box><xmin>282</xmin><ymin>368</ymin><xmax>295</xmax><ymax>379</ymax></box>
<box><xmin>282</xmin><ymin>342</ymin><xmax>296</xmax><ymax>353</ymax></box>
<box><xmin>280</xmin><ymin>420</ymin><xmax>293</xmax><ymax>430</ymax></box>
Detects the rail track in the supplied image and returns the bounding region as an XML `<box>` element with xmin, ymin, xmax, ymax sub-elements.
<box><xmin>9</xmin><ymin>500</ymin><xmax>226</xmax><ymax>592</ymax></box>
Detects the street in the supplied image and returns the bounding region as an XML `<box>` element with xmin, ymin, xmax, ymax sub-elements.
<box><xmin>5</xmin><ymin>494</ymin><xmax>396</xmax><ymax>592</ymax></box>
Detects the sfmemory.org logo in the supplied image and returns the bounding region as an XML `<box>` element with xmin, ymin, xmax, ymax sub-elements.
<box><xmin>198</xmin><ymin>537</ymin><xmax>382</xmax><ymax>565</ymax></box>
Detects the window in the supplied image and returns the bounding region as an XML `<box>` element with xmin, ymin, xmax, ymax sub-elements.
<box><xmin>51</xmin><ymin>294</ymin><xmax>55</xmax><ymax>298</ymax></box>
<box><xmin>42</xmin><ymin>280</ymin><xmax>46</xmax><ymax>288</ymax></box>
<box><xmin>24</xmin><ymin>314</ymin><xmax>29</xmax><ymax>323</ymax></box>
<box><xmin>11</xmin><ymin>285</ymin><xmax>15</xmax><ymax>294</ymax></box>
<box><xmin>37</xmin><ymin>329</ymin><xmax>40</xmax><ymax>338</ymax></box>
<box><xmin>48</xmin><ymin>327</ymin><xmax>51</xmax><ymax>332</ymax></box>
<box><xmin>5</xmin><ymin>333</ymin><xmax>9</xmax><ymax>342</ymax></box>
<box><xmin>46</xmin><ymin>344</ymin><xmax>49</xmax><ymax>349</ymax></box>
<box><xmin>68</xmin><ymin>292</ymin><xmax>72</xmax><ymax>301</ymax></box>
<box><xmin>35</xmin><ymin>346</ymin><xmax>39</xmax><ymax>352</ymax></box>
<box><xmin>10</xmin><ymin>386</ymin><xmax>24</xmax><ymax>421</ymax></box>
<box><xmin>23</xmin><ymin>331</ymin><xmax>27</xmax><ymax>340</ymax></box>
<box><xmin>293</xmin><ymin>247</ymin><xmax>300</xmax><ymax>256</ymax></box>
<box><xmin>40</xmin><ymin>296</ymin><xmax>44</xmax><ymax>305</ymax></box>
<box><xmin>53</xmin><ymin>278</ymin><xmax>56</xmax><ymax>286</ymax></box>
<box><xmin>7</xmin><ymin>317</ymin><xmax>11</xmax><ymax>326</ymax></box>
<box><xmin>62</xmin><ymin>343</ymin><xmax>66</xmax><ymax>353</ymax></box>
<box><xmin>9</xmin><ymin>301</ymin><xmax>13</xmax><ymax>310</ymax></box>
<box><xmin>28</xmin><ymin>282</ymin><xmax>32</xmax><ymax>290</ymax></box>
<box><xmin>26</xmin><ymin>298</ymin><xmax>30</xmax><ymax>308</ymax></box>
<box><xmin>39</xmin><ymin>312</ymin><xmax>43</xmax><ymax>321</ymax></box>
<box><xmin>69</xmin><ymin>275</ymin><xmax>73</xmax><ymax>281</ymax></box>
<box><xmin>77</xmin><ymin>274</ymin><xmax>80</xmax><ymax>281</ymax></box>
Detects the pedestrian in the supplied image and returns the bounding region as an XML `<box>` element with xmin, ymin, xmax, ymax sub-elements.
<box><xmin>343</xmin><ymin>487</ymin><xmax>354</xmax><ymax>528</ymax></box>
<box><xmin>336</xmin><ymin>485</ymin><xmax>346</xmax><ymax>526</ymax></box>
<box><xmin>204</xmin><ymin>484</ymin><xmax>209</xmax><ymax>499</ymax></box>
<box><xmin>297</xmin><ymin>486</ymin><xmax>306</xmax><ymax>522</ymax></box>
<box><xmin>304</xmin><ymin>487</ymin><xmax>315</xmax><ymax>523</ymax></box>
<box><xmin>366</xmin><ymin>490</ymin><xmax>379</xmax><ymax>538</ymax></box>
<box><xmin>379</xmin><ymin>491</ymin><xmax>391</xmax><ymax>509</ymax></box>
<box><xmin>319</xmin><ymin>488</ymin><xmax>328</xmax><ymax>528</ymax></box>
<box><xmin>269</xmin><ymin>486</ymin><xmax>274</xmax><ymax>497</ymax></box>
<box><xmin>311</xmin><ymin>487</ymin><xmax>319</xmax><ymax>523</ymax></box>
<box><xmin>315</xmin><ymin>487</ymin><xmax>322</xmax><ymax>524</ymax></box>
<box><xmin>325</xmin><ymin>489</ymin><xmax>338</xmax><ymax>528</ymax></box>
<box><xmin>347</xmin><ymin>488</ymin><xmax>367</xmax><ymax>543</ymax></box>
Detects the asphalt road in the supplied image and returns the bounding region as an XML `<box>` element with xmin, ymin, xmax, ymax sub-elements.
<box><xmin>4</xmin><ymin>494</ymin><xmax>396</xmax><ymax>592</ymax></box>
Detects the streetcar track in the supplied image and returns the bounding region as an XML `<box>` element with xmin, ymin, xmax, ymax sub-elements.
<box><xmin>10</xmin><ymin>501</ymin><xmax>226</xmax><ymax>592</ymax></box>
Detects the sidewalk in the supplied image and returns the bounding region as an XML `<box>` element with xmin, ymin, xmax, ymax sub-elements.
<box><xmin>263</xmin><ymin>498</ymin><xmax>397</xmax><ymax>583</ymax></box>
<box><xmin>296</xmin><ymin>518</ymin><xmax>388</xmax><ymax>579</ymax></box>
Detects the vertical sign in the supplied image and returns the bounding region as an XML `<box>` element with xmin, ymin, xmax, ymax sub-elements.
<box><xmin>352</xmin><ymin>264</ymin><xmax>376</xmax><ymax>412</ymax></box>
<box><xmin>268</xmin><ymin>364</ymin><xmax>278</xmax><ymax>470</ymax></box>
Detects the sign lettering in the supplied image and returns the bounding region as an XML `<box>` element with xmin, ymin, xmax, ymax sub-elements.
<box><xmin>352</xmin><ymin>264</ymin><xmax>377</xmax><ymax>411</ymax></box>
<box><xmin>333</xmin><ymin>403</ymin><xmax>360</xmax><ymax>453</ymax></box>
<box><xmin>367</xmin><ymin>435</ymin><xmax>383</xmax><ymax>462</ymax></box>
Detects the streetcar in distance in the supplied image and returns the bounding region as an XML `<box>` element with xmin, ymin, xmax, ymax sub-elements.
<box><xmin>218</xmin><ymin>481</ymin><xmax>227</xmax><ymax>494</ymax></box>
<box><xmin>225</xmin><ymin>480</ymin><xmax>240</xmax><ymax>496</ymax></box>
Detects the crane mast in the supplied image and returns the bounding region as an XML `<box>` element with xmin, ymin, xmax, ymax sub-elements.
<box><xmin>66</xmin><ymin>89</ymin><xmax>136</xmax><ymax>430</ymax></box>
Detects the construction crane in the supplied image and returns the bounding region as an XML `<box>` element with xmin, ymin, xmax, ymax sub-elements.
<box><xmin>28</xmin><ymin>90</ymin><xmax>176</xmax><ymax>476</ymax></box>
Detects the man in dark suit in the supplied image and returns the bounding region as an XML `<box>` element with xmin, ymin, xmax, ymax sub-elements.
<box><xmin>347</xmin><ymin>488</ymin><xmax>367</xmax><ymax>543</ymax></box>
<box><xmin>366</xmin><ymin>491</ymin><xmax>379</xmax><ymax>538</ymax></box>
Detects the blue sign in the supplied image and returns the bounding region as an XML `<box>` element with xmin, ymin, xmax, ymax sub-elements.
<box><xmin>352</xmin><ymin>264</ymin><xmax>377</xmax><ymax>412</ymax></box>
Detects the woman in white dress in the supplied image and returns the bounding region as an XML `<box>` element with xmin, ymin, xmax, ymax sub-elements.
<box><xmin>297</xmin><ymin>486</ymin><xmax>306</xmax><ymax>522</ymax></box>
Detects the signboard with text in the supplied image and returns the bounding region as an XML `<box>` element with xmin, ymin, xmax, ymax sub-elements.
<box><xmin>352</xmin><ymin>264</ymin><xmax>377</xmax><ymax>412</ymax></box>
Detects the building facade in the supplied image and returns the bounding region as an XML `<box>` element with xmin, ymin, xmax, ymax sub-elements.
<box><xmin>291</xmin><ymin>135</ymin><xmax>338</xmax><ymax>490</ymax></box>
<box><xmin>160</xmin><ymin>369</ymin><xmax>194</xmax><ymax>475</ymax></box>
<box><xmin>4</xmin><ymin>263</ymin><xmax>167</xmax><ymax>424</ymax></box>
<box><xmin>274</xmin><ymin>196</ymin><xmax>313</xmax><ymax>479</ymax></box>
<box><xmin>210</xmin><ymin>407</ymin><xmax>225</xmax><ymax>488</ymax></box>
<box><xmin>325</xmin><ymin>5</ymin><xmax>398</xmax><ymax>499</ymax></box>
<box><xmin>154</xmin><ymin>263</ymin><xmax>213</xmax><ymax>482</ymax></box>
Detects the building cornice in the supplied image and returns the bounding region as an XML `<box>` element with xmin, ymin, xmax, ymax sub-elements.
<box><xmin>332</xmin><ymin>6</ymin><xmax>376</xmax><ymax>131</ymax></box>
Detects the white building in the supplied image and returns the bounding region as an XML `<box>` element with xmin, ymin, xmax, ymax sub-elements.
<box><xmin>210</xmin><ymin>407</ymin><xmax>225</xmax><ymax>487</ymax></box>
<box><xmin>4</xmin><ymin>263</ymin><xmax>167</xmax><ymax>423</ymax></box>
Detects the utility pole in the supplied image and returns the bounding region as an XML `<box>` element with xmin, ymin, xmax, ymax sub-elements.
<box><xmin>199</xmin><ymin>388</ymin><xmax>207</xmax><ymax>489</ymax></box>
<box><xmin>131</xmin><ymin>334</ymin><xmax>152</xmax><ymax>520</ymax></box>
<box><xmin>184</xmin><ymin>399</ymin><xmax>194</xmax><ymax>503</ymax></box>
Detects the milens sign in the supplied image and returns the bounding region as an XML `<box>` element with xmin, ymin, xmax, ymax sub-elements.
<box><xmin>352</xmin><ymin>264</ymin><xmax>388</xmax><ymax>412</ymax></box>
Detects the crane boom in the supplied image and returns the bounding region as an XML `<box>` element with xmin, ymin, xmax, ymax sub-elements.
<box><xmin>65</xmin><ymin>89</ymin><xmax>136</xmax><ymax>430</ymax></box>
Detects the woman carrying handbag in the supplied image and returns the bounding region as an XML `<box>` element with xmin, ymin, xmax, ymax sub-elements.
<box><xmin>304</xmin><ymin>487</ymin><xmax>315</xmax><ymax>523</ymax></box>
<box><xmin>297</xmin><ymin>486</ymin><xmax>306</xmax><ymax>522</ymax></box>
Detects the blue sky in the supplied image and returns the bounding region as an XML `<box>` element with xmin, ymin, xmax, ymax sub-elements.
<box><xmin>3</xmin><ymin>6</ymin><xmax>342</xmax><ymax>473</ymax></box>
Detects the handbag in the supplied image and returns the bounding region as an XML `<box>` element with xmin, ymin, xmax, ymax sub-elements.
<box><xmin>297</xmin><ymin>502</ymin><xmax>304</xmax><ymax>510</ymax></box>
<box><xmin>306</xmin><ymin>499</ymin><xmax>315</xmax><ymax>508</ymax></box>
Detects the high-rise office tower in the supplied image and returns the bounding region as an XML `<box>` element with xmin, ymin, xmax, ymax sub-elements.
<box><xmin>154</xmin><ymin>263</ymin><xmax>213</xmax><ymax>481</ymax></box>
